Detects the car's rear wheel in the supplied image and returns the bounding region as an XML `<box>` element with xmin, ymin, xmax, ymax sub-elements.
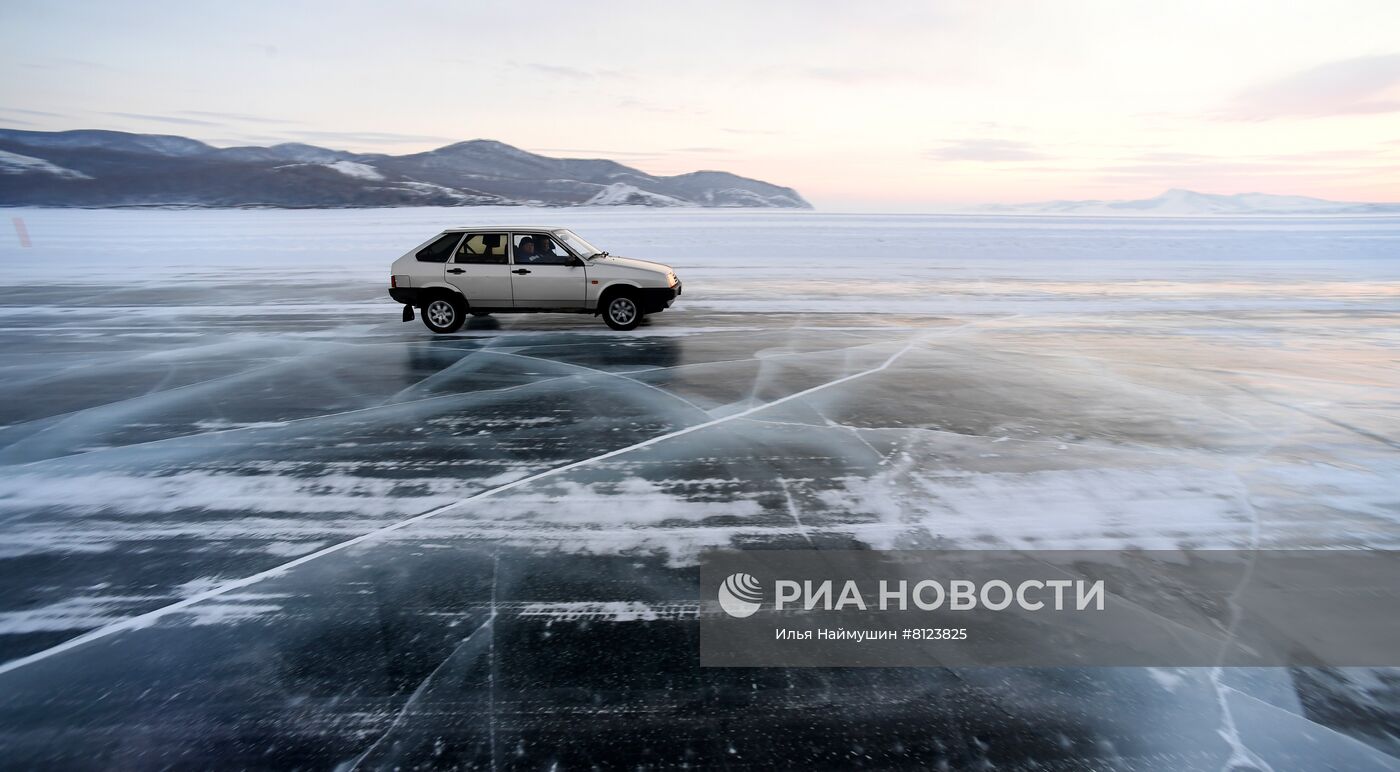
<box><xmin>422</xmin><ymin>295</ymin><xmax>465</xmax><ymax>334</ymax></box>
<box><xmin>603</xmin><ymin>293</ymin><xmax>642</xmax><ymax>331</ymax></box>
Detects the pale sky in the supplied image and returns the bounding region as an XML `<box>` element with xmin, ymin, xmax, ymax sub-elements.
<box><xmin>2</xmin><ymin>0</ymin><xmax>1399</xmax><ymax>211</ymax></box>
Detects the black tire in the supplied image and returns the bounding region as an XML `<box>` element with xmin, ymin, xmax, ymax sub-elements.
<box><xmin>421</xmin><ymin>294</ymin><xmax>465</xmax><ymax>334</ymax></box>
<box><xmin>602</xmin><ymin>292</ymin><xmax>643</xmax><ymax>331</ymax></box>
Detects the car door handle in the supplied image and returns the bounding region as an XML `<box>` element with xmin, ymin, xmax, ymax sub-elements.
<box><xmin>446</xmin><ymin>268</ymin><xmax>465</xmax><ymax>274</ymax></box>
<box><xmin>512</xmin><ymin>268</ymin><xmax>531</xmax><ymax>275</ymax></box>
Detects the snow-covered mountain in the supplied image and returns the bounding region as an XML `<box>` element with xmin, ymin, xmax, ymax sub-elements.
<box><xmin>0</xmin><ymin>129</ymin><xmax>811</xmax><ymax>209</ymax></box>
<box><xmin>976</xmin><ymin>188</ymin><xmax>1400</xmax><ymax>216</ymax></box>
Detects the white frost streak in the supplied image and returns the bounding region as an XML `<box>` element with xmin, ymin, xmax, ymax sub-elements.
<box><xmin>518</xmin><ymin>601</ymin><xmax>693</xmax><ymax>622</ymax></box>
<box><xmin>0</xmin><ymin>591</ymin><xmax>286</xmax><ymax>633</ymax></box>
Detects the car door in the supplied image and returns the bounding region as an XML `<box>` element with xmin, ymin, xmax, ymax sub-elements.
<box><xmin>509</xmin><ymin>233</ymin><xmax>587</xmax><ymax>309</ymax></box>
<box><xmin>445</xmin><ymin>232</ymin><xmax>513</xmax><ymax>308</ymax></box>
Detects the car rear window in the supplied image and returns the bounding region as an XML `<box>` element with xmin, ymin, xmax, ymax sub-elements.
<box><xmin>456</xmin><ymin>232</ymin><xmax>510</xmax><ymax>264</ymax></box>
<box><xmin>416</xmin><ymin>232</ymin><xmax>462</xmax><ymax>263</ymax></box>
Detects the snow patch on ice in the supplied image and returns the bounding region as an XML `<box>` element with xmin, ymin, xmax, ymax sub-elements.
<box><xmin>816</xmin><ymin>464</ymin><xmax>1256</xmax><ymax>550</ymax></box>
<box><xmin>0</xmin><ymin>466</ymin><xmax>523</xmax><ymax>558</ymax></box>
<box><xmin>491</xmin><ymin>477</ymin><xmax>764</xmax><ymax>526</ymax></box>
<box><xmin>0</xmin><ymin>594</ymin><xmax>159</xmax><ymax>633</ymax></box>
<box><xmin>0</xmin><ymin>468</ymin><xmax>482</xmax><ymax>519</ymax></box>
<box><xmin>262</xmin><ymin>540</ymin><xmax>328</xmax><ymax>557</ymax></box>
<box><xmin>175</xmin><ymin>597</ymin><xmax>285</xmax><ymax>626</ymax></box>
<box><xmin>1148</xmin><ymin>667</ymin><xmax>1187</xmax><ymax>691</ymax></box>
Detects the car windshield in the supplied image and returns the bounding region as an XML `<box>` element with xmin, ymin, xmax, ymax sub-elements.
<box><xmin>555</xmin><ymin>229</ymin><xmax>601</xmax><ymax>258</ymax></box>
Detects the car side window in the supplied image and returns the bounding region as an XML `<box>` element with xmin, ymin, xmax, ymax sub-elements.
<box><xmin>416</xmin><ymin>233</ymin><xmax>463</xmax><ymax>263</ymax></box>
<box><xmin>513</xmin><ymin>233</ymin><xmax>573</xmax><ymax>266</ymax></box>
<box><xmin>455</xmin><ymin>233</ymin><xmax>509</xmax><ymax>264</ymax></box>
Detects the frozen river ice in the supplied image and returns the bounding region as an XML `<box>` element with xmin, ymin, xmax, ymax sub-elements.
<box><xmin>0</xmin><ymin>208</ymin><xmax>1398</xmax><ymax>768</ymax></box>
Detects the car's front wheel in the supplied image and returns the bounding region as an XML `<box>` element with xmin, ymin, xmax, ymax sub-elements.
<box><xmin>422</xmin><ymin>295</ymin><xmax>465</xmax><ymax>334</ymax></box>
<box><xmin>602</xmin><ymin>293</ymin><xmax>642</xmax><ymax>331</ymax></box>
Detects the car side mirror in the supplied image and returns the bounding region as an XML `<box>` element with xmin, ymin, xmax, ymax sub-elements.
<box><xmin>567</xmin><ymin>256</ymin><xmax>584</xmax><ymax>268</ymax></box>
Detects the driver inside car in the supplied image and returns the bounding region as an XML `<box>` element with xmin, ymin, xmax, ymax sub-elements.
<box><xmin>533</xmin><ymin>235</ymin><xmax>561</xmax><ymax>261</ymax></box>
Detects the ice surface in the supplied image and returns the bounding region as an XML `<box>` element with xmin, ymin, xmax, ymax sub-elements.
<box><xmin>0</xmin><ymin>207</ymin><xmax>1397</xmax><ymax>768</ymax></box>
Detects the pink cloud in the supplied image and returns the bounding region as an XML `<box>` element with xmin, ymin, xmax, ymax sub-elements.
<box><xmin>1220</xmin><ymin>53</ymin><xmax>1400</xmax><ymax>119</ymax></box>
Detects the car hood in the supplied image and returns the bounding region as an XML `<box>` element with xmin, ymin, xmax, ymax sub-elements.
<box><xmin>589</xmin><ymin>255</ymin><xmax>672</xmax><ymax>273</ymax></box>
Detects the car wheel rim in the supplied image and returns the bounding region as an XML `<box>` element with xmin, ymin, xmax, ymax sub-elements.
<box><xmin>609</xmin><ymin>298</ymin><xmax>636</xmax><ymax>325</ymax></box>
<box><xmin>427</xmin><ymin>300</ymin><xmax>455</xmax><ymax>327</ymax></box>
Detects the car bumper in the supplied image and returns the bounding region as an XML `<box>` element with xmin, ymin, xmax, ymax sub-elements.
<box><xmin>389</xmin><ymin>287</ymin><xmax>421</xmax><ymax>305</ymax></box>
<box><xmin>638</xmin><ymin>281</ymin><xmax>681</xmax><ymax>314</ymax></box>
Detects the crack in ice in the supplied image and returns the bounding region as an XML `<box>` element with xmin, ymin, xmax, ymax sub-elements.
<box><xmin>0</xmin><ymin>333</ymin><xmax>928</xmax><ymax>678</ymax></box>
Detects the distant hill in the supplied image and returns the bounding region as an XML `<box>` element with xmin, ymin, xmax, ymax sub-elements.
<box><xmin>975</xmin><ymin>188</ymin><xmax>1400</xmax><ymax>216</ymax></box>
<box><xmin>0</xmin><ymin>129</ymin><xmax>811</xmax><ymax>209</ymax></box>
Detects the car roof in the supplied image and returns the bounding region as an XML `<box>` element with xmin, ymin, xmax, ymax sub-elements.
<box><xmin>444</xmin><ymin>226</ymin><xmax>566</xmax><ymax>233</ymax></box>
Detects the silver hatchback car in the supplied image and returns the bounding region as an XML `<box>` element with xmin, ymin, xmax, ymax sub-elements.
<box><xmin>389</xmin><ymin>226</ymin><xmax>681</xmax><ymax>332</ymax></box>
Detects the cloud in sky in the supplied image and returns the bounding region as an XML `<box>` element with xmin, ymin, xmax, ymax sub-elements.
<box><xmin>613</xmin><ymin>97</ymin><xmax>705</xmax><ymax>115</ymax></box>
<box><xmin>514</xmin><ymin>62</ymin><xmax>625</xmax><ymax>80</ymax></box>
<box><xmin>927</xmin><ymin>139</ymin><xmax>1048</xmax><ymax>162</ymax></box>
<box><xmin>104</xmin><ymin>112</ymin><xmax>222</xmax><ymax>127</ymax></box>
<box><xmin>0</xmin><ymin>108</ymin><xmax>70</xmax><ymax>118</ymax></box>
<box><xmin>280</xmin><ymin>129</ymin><xmax>459</xmax><ymax>147</ymax></box>
<box><xmin>1079</xmin><ymin>147</ymin><xmax>1398</xmax><ymax>196</ymax></box>
<box><xmin>179</xmin><ymin>110</ymin><xmax>294</xmax><ymax>125</ymax></box>
<box><xmin>801</xmin><ymin>66</ymin><xmax>886</xmax><ymax>84</ymax></box>
<box><xmin>1219</xmin><ymin>53</ymin><xmax>1400</xmax><ymax>119</ymax></box>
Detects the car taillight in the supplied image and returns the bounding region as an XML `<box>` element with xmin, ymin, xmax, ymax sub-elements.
<box><xmin>390</xmin><ymin>275</ymin><xmax>397</xmax><ymax>288</ymax></box>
